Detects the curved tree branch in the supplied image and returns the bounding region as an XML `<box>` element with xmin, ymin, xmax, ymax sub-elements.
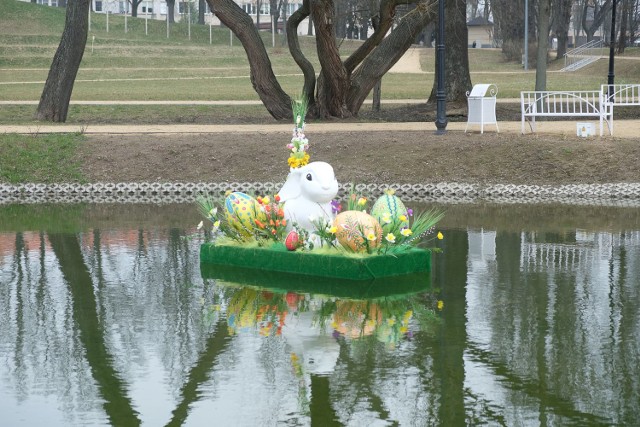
<box><xmin>346</xmin><ymin>1</ymin><xmax>436</xmax><ymax>112</ymax></box>
<box><xmin>287</xmin><ymin>0</ymin><xmax>316</xmax><ymax>106</ymax></box>
<box><xmin>207</xmin><ymin>0</ymin><xmax>291</xmax><ymax>119</ymax></box>
<box><xmin>343</xmin><ymin>0</ymin><xmax>406</xmax><ymax>74</ymax></box>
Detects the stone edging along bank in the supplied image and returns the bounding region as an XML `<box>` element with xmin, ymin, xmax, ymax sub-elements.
<box><xmin>2</xmin><ymin>182</ymin><xmax>640</xmax><ymax>207</ymax></box>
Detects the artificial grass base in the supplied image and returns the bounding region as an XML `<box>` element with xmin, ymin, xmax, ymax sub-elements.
<box><xmin>200</xmin><ymin>243</ymin><xmax>431</xmax><ymax>281</ymax></box>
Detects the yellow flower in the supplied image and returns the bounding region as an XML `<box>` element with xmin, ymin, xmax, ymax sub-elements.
<box><xmin>399</xmin><ymin>214</ymin><xmax>407</xmax><ymax>222</ymax></box>
<box><xmin>382</xmin><ymin>213</ymin><xmax>392</xmax><ymax>224</ymax></box>
<box><xmin>385</xmin><ymin>233</ymin><xmax>396</xmax><ymax>243</ymax></box>
<box><xmin>329</xmin><ymin>226</ymin><xmax>338</xmax><ymax>234</ymax></box>
<box><xmin>366</xmin><ymin>232</ymin><xmax>377</xmax><ymax>241</ymax></box>
<box><xmin>437</xmin><ymin>232</ymin><xmax>444</xmax><ymax>240</ymax></box>
<box><xmin>401</xmin><ymin>228</ymin><xmax>413</xmax><ymax>237</ymax></box>
<box><xmin>213</xmin><ymin>220</ymin><xmax>221</xmax><ymax>229</ymax></box>
<box><xmin>384</xmin><ymin>188</ymin><xmax>396</xmax><ymax>195</ymax></box>
<box><xmin>399</xmin><ymin>326</ymin><xmax>408</xmax><ymax>333</ymax></box>
<box><xmin>387</xmin><ymin>318</ymin><xmax>396</xmax><ymax>326</ymax></box>
<box><xmin>403</xmin><ymin>310</ymin><xmax>413</xmax><ymax>320</ymax></box>
<box><xmin>437</xmin><ymin>300</ymin><xmax>444</xmax><ymax>310</ymax></box>
<box><xmin>225</xmin><ymin>190</ymin><xmax>232</xmax><ymax>196</ymax></box>
<box><xmin>357</xmin><ymin>197</ymin><xmax>367</xmax><ymax>206</ymax></box>
<box><xmin>262</xmin><ymin>196</ymin><xmax>270</xmax><ymax>205</ymax></box>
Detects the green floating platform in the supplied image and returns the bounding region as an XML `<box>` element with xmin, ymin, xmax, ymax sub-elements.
<box><xmin>200</xmin><ymin>243</ymin><xmax>431</xmax><ymax>281</ymax></box>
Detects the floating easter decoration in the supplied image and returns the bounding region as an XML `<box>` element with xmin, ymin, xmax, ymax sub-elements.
<box><xmin>224</xmin><ymin>192</ymin><xmax>263</xmax><ymax>236</ymax></box>
<box><xmin>285</xmin><ymin>230</ymin><xmax>301</xmax><ymax>251</ymax></box>
<box><xmin>333</xmin><ymin>210</ymin><xmax>382</xmax><ymax>252</ymax></box>
<box><xmin>371</xmin><ymin>189</ymin><xmax>409</xmax><ymax>230</ymax></box>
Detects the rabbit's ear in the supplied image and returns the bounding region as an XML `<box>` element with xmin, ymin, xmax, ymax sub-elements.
<box><xmin>278</xmin><ymin>168</ymin><xmax>303</xmax><ymax>201</ymax></box>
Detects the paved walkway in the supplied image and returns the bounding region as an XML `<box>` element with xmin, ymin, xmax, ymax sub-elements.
<box><xmin>2</xmin><ymin>119</ymin><xmax>638</xmax><ymax>138</ymax></box>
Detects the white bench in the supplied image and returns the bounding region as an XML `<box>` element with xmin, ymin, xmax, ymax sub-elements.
<box><xmin>601</xmin><ymin>84</ymin><xmax>640</xmax><ymax>135</ymax></box>
<box><xmin>521</xmin><ymin>90</ymin><xmax>607</xmax><ymax>135</ymax></box>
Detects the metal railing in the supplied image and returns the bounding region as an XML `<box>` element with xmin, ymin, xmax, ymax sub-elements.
<box><xmin>561</xmin><ymin>39</ymin><xmax>604</xmax><ymax>71</ymax></box>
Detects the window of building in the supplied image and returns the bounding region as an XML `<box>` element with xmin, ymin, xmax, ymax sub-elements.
<box><xmin>95</xmin><ymin>0</ymin><xmax>102</xmax><ymax>12</ymax></box>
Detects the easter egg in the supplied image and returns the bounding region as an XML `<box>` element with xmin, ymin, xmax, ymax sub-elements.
<box><xmin>285</xmin><ymin>230</ymin><xmax>301</xmax><ymax>251</ymax></box>
<box><xmin>371</xmin><ymin>193</ymin><xmax>409</xmax><ymax>229</ymax></box>
<box><xmin>333</xmin><ymin>210</ymin><xmax>382</xmax><ymax>252</ymax></box>
<box><xmin>224</xmin><ymin>192</ymin><xmax>264</xmax><ymax>236</ymax></box>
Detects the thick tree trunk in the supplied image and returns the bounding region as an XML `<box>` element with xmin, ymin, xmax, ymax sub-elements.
<box><xmin>311</xmin><ymin>0</ymin><xmax>350</xmax><ymax>117</ymax></box>
<box><xmin>208</xmin><ymin>0</ymin><xmax>291</xmax><ymax>119</ymax></box>
<box><xmin>428</xmin><ymin>0</ymin><xmax>472</xmax><ymax>103</ymax></box>
<box><xmin>35</xmin><ymin>0</ymin><xmax>89</xmax><ymax>122</ymax></box>
<box><xmin>535</xmin><ymin>0</ymin><xmax>550</xmax><ymax>91</ymax></box>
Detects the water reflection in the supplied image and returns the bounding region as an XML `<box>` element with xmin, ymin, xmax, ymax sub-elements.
<box><xmin>0</xmin><ymin>203</ymin><xmax>639</xmax><ymax>425</ymax></box>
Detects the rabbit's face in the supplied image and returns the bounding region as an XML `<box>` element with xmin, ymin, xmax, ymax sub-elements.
<box><xmin>300</xmin><ymin>162</ymin><xmax>338</xmax><ymax>203</ymax></box>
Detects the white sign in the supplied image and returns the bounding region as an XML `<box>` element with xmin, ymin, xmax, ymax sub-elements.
<box><xmin>577</xmin><ymin>122</ymin><xmax>595</xmax><ymax>137</ymax></box>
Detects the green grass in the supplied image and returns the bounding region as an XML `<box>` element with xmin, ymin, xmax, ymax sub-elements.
<box><xmin>0</xmin><ymin>133</ymin><xmax>86</xmax><ymax>183</ymax></box>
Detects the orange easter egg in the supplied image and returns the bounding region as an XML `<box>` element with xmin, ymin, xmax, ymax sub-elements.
<box><xmin>333</xmin><ymin>211</ymin><xmax>382</xmax><ymax>252</ymax></box>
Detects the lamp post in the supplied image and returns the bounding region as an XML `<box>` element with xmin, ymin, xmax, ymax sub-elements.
<box><xmin>607</xmin><ymin>0</ymin><xmax>617</xmax><ymax>96</ymax></box>
<box><xmin>434</xmin><ymin>0</ymin><xmax>448</xmax><ymax>134</ymax></box>
<box><xmin>524</xmin><ymin>0</ymin><xmax>528</xmax><ymax>70</ymax></box>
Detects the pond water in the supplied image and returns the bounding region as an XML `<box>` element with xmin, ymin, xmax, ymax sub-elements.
<box><xmin>0</xmin><ymin>203</ymin><xmax>639</xmax><ymax>426</ymax></box>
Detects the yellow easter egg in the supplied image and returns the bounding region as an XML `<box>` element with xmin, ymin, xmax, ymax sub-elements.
<box><xmin>371</xmin><ymin>193</ymin><xmax>409</xmax><ymax>228</ymax></box>
<box><xmin>333</xmin><ymin>211</ymin><xmax>382</xmax><ymax>252</ymax></box>
<box><xmin>224</xmin><ymin>192</ymin><xmax>263</xmax><ymax>236</ymax></box>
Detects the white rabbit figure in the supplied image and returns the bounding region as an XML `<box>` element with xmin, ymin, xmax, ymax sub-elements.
<box><xmin>278</xmin><ymin>161</ymin><xmax>339</xmax><ymax>239</ymax></box>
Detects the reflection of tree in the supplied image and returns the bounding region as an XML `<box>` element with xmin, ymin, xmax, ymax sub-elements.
<box><xmin>48</xmin><ymin>233</ymin><xmax>141</xmax><ymax>426</ymax></box>
<box><xmin>165</xmin><ymin>317</ymin><xmax>230</xmax><ymax>427</ymax></box>
<box><xmin>434</xmin><ymin>228</ymin><xmax>467</xmax><ymax>425</ymax></box>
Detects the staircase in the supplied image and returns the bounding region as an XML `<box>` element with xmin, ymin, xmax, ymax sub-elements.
<box><xmin>561</xmin><ymin>39</ymin><xmax>604</xmax><ymax>71</ymax></box>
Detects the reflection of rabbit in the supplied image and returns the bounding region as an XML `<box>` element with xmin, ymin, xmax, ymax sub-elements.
<box><xmin>278</xmin><ymin>161</ymin><xmax>339</xmax><ymax>235</ymax></box>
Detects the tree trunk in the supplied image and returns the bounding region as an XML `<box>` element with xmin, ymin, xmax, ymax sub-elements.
<box><xmin>311</xmin><ymin>0</ymin><xmax>350</xmax><ymax>117</ymax></box>
<box><xmin>167</xmin><ymin>0</ymin><xmax>176</xmax><ymax>23</ymax></box>
<box><xmin>199</xmin><ymin>0</ymin><xmax>206</xmax><ymax>24</ymax></box>
<box><xmin>428</xmin><ymin>0</ymin><xmax>472</xmax><ymax>103</ymax></box>
<box><xmin>617</xmin><ymin>0</ymin><xmax>629</xmax><ymax>54</ymax></box>
<box><xmin>552</xmin><ymin>0</ymin><xmax>573</xmax><ymax>60</ymax></box>
<box><xmin>535</xmin><ymin>0</ymin><xmax>551</xmax><ymax>91</ymax></box>
<box><xmin>131</xmin><ymin>0</ymin><xmax>142</xmax><ymax>17</ymax></box>
<box><xmin>35</xmin><ymin>0</ymin><xmax>89</xmax><ymax>122</ymax></box>
<box><xmin>208</xmin><ymin>0</ymin><xmax>291</xmax><ymax>119</ymax></box>
<box><xmin>307</xmin><ymin>10</ymin><xmax>314</xmax><ymax>35</ymax></box>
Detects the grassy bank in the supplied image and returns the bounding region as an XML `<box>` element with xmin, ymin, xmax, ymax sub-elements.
<box><xmin>0</xmin><ymin>133</ymin><xmax>85</xmax><ymax>183</ymax></box>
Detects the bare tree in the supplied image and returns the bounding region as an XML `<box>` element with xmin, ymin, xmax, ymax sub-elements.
<box><xmin>35</xmin><ymin>0</ymin><xmax>90</xmax><ymax>122</ymax></box>
<box><xmin>209</xmin><ymin>0</ymin><xmax>438</xmax><ymax>119</ymax></box>
<box><xmin>581</xmin><ymin>0</ymin><xmax>612</xmax><ymax>42</ymax></box>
